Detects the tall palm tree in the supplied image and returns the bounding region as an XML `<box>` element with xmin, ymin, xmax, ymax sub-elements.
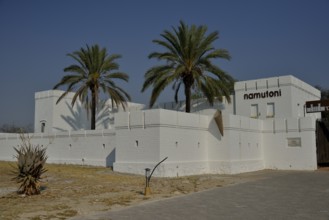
<box><xmin>54</xmin><ymin>44</ymin><xmax>130</xmax><ymax>130</ymax></box>
<box><xmin>142</xmin><ymin>21</ymin><xmax>235</xmax><ymax>112</ymax></box>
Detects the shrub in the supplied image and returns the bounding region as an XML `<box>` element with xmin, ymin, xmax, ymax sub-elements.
<box><xmin>12</xmin><ymin>134</ymin><xmax>48</xmax><ymax>195</ymax></box>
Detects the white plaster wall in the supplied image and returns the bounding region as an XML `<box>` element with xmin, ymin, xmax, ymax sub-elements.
<box><xmin>114</xmin><ymin>110</ymin><xmax>161</xmax><ymax>163</ymax></box>
<box><xmin>288</xmin><ymin>77</ymin><xmax>321</xmax><ymax>118</ymax></box>
<box><xmin>158</xmin><ymin>110</ymin><xmax>209</xmax><ymax>176</ymax></box>
<box><xmin>113</xmin><ymin>110</ymin><xmax>162</xmax><ymax>175</ymax></box>
<box><xmin>34</xmin><ymin>90</ymin><xmax>55</xmax><ymax>133</ymax></box>
<box><xmin>207</xmin><ymin>113</ymin><xmax>264</xmax><ymax>174</ymax></box>
<box><xmin>157</xmin><ymin>96</ymin><xmax>233</xmax><ymax>114</ymax></box>
<box><xmin>114</xmin><ymin>109</ymin><xmax>266</xmax><ymax>176</ymax></box>
<box><xmin>0</xmin><ymin>129</ymin><xmax>116</xmax><ymax>167</ymax></box>
<box><xmin>3</xmin><ymin>75</ymin><xmax>321</xmax><ymax>177</ymax></box>
<box><xmin>234</xmin><ymin>75</ymin><xmax>321</xmax><ymax>119</ymax></box>
<box><xmin>262</xmin><ymin>117</ymin><xmax>317</xmax><ymax>170</ymax></box>
<box><xmin>227</xmin><ymin>115</ymin><xmax>263</xmax><ymax>173</ymax></box>
<box><xmin>114</xmin><ymin>108</ymin><xmax>317</xmax><ymax>177</ymax></box>
<box><xmin>34</xmin><ymin>90</ymin><xmax>146</xmax><ymax>132</ymax></box>
<box><xmin>114</xmin><ymin>109</ymin><xmax>211</xmax><ymax>177</ymax></box>
<box><xmin>158</xmin><ymin>110</ymin><xmax>209</xmax><ymax>161</ymax></box>
<box><xmin>1</xmin><ymin>112</ymin><xmax>319</xmax><ymax>177</ymax></box>
<box><xmin>35</xmin><ymin>90</ymin><xmax>89</xmax><ymax>132</ymax></box>
<box><xmin>0</xmin><ymin>133</ymin><xmax>21</xmax><ymax>161</ymax></box>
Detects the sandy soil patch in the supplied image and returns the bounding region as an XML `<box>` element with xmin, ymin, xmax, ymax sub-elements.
<box><xmin>0</xmin><ymin>161</ymin><xmax>272</xmax><ymax>219</ymax></box>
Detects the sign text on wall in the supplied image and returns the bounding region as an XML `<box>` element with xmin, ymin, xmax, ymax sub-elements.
<box><xmin>244</xmin><ymin>89</ymin><xmax>282</xmax><ymax>100</ymax></box>
<box><xmin>305</xmin><ymin>100</ymin><xmax>329</xmax><ymax>113</ymax></box>
<box><xmin>287</xmin><ymin>137</ymin><xmax>302</xmax><ymax>147</ymax></box>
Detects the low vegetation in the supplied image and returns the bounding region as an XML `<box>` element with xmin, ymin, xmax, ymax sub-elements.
<box><xmin>0</xmin><ymin>161</ymin><xmax>264</xmax><ymax>219</ymax></box>
<box><xmin>11</xmin><ymin>135</ymin><xmax>48</xmax><ymax>195</ymax></box>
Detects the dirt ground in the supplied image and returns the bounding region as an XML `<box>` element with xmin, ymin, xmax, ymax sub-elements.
<box><xmin>0</xmin><ymin>161</ymin><xmax>278</xmax><ymax>220</ymax></box>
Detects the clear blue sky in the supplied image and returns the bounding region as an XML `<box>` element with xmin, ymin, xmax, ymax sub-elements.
<box><xmin>0</xmin><ymin>0</ymin><xmax>328</xmax><ymax>127</ymax></box>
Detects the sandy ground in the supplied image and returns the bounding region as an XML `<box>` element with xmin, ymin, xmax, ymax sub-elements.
<box><xmin>0</xmin><ymin>161</ymin><xmax>288</xmax><ymax>220</ymax></box>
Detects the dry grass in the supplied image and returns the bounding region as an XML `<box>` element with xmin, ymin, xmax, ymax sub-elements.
<box><xmin>0</xmin><ymin>161</ymin><xmax>266</xmax><ymax>220</ymax></box>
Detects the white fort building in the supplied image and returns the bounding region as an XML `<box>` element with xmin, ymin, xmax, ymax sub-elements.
<box><xmin>0</xmin><ymin>75</ymin><xmax>322</xmax><ymax>176</ymax></box>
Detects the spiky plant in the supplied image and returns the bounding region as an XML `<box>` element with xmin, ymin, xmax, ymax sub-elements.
<box><xmin>12</xmin><ymin>135</ymin><xmax>47</xmax><ymax>195</ymax></box>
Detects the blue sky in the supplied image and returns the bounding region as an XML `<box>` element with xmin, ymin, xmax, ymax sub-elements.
<box><xmin>0</xmin><ymin>0</ymin><xmax>328</xmax><ymax>127</ymax></box>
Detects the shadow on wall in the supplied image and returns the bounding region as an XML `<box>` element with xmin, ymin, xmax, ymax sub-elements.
<box><xmin>54</xmin><ymin>102</ymin><xmax>112</xmax><ymax>131</ymax></box>
<box><xmin>208</xmin><ymin>116</ymin><xmax>222</xmax><ymax>141</ymax></box>
<box><xmin>157</xmin><ymin>98</ymin><xmax>225</xmax><ymax>113</ymax></box>
<box><xmin>56</xmin><ymin>102</ymin><xmax>88</xmax><ymax>131</ymax></box>
<box><xmin>106</xmin><ymin>149</ymin><xmax>116</xmax><ymax>167</ymax></box>
<box><xmin>96</xmin><ymin>101</ymin><xmax>113</xmax><ymax>129</ymax></box>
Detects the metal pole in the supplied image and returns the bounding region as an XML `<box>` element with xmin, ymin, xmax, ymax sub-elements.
<box><xmin>144</xmin><ymin>157</ymin><xmax>168</xmax><ymax>196</ymax></box>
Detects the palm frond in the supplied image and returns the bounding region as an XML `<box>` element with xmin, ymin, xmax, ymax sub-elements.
<box><xmin>142</xmin><ymin>21</ymin><xmax>235</xmax><ymax>112</ymax></box>
<box><xmin>53</xmin><ymin>44</ymin><xmax>130</xmax><ymax>129</ymax></box>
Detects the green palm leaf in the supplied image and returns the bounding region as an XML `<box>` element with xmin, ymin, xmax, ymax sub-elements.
<box><xmin>142</xmin><ymin>21</ymin><xmax>235</xmax><ymax>112</ymax></box>
<box><xmin>54</xmin><ymin>44</ymin><xmax>130</xmax><ymax>129</ymax></box>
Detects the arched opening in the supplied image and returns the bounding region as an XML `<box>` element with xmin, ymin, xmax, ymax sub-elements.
<box><xmin>40</xmin><ymin>120</ymin><xmax>46</xmax><ymax>133</ymax></box>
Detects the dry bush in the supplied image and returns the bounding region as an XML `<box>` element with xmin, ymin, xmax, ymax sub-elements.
<box><xmin>12</xmin><ymin>134</ymin><xmax>47</xmax><ymax>195</ymax></box>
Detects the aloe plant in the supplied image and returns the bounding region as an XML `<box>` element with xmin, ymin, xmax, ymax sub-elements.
<box><xmin>12</xmin><ymin>135</ymin><xmax>47</xmax><ymax>195</ymax></box>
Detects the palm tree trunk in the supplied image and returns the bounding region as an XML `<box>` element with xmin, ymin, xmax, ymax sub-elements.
<box><xmin>185</xmin><ymin>85</ymin><xmax>191</xmax><ymax>113</ymax></box>
<box><xmin>184</xmin><ymin>74</ymin><xmax>193</xmax><ymax>113</ymax></box>
<box><xmin>91</xmin><ymin>87</ymin><xmax>96</xmax><ymax>130</ymax></box>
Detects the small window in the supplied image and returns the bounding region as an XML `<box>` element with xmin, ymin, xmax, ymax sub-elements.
<box><xmin>41</xmin><ymin>121</ymin><xmax>46</xmax><ymax>133</ymax></box>
<box><xmin>250</xmin><ymin>104</ymin><xmax>259</xmax><ymax>118</ymax></box>
<box><xmin>267</xmin><ymin>103</ymin><xmax>275</xmax><ymax>118</ymax></box>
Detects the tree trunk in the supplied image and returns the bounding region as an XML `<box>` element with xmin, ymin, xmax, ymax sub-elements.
<box><xmin>91</xmin><ymin>87</ymin><xmax>96</xmax><ymax>130</ymax></box>
<box><xmin>184</xmin><ymin>74</ymin><xmax>193</xmax><ymax>113</ymax></box>
<box><xmin>185</xmin><ymin>85</ymin><xmax>191</xmax><ymax>113</ymax></box>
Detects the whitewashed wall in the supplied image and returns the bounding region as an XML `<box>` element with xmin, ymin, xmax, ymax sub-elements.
<box><xmin>263</xmin><ymin>117</ymin><xmax>317</xmax><ymax>170</ymax></box>
<box><xmin>114</xmin><ymin>109</ymin><xmax>210</xmax><ymax>177</ymax></box>
<box><xmin>234</xmin><ymin>75</ymin><xmax>321</xmax><ymax>119</ymax></box>
<box><xmin>113</xmin><ymin>109</ymin><xmax>318</xmax><ymax>177</ymax></box>
<box><xmin>0</xmin><ymin>129</ymin><xmax>116</xmax><ymax>167</ymax></box>
<box><xmin>2</xmin><ymin>74</ymin><xmax>321</xmax><ymax>177</ymax></box>
<box><xmin>34</xmin><ymin>90</ymin><xmax>145</xmax><ymax>133</ymax></box>
<box><xmin>207</xmin><ymin>113</ymin><xmax>264</xmax><ymax>174</ymax></box>
<box><xmin>1</xmin><ymin>109</ymin><xmax>318</xmax><ymax>177</ymax></box>
<box><xmin>156</xmin><ymin>97</ymin><xmax>231</xmax><ymax>113</ymax></box>
<box><xmin>34</xmin><ymin>90</ymin><xmax>90</xmax><ymax>132</ymax></box>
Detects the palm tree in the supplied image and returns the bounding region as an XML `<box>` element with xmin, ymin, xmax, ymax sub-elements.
<box><xmin>142</xmin><ymin>21</ymin><xmax>235</xmax><ymax>112</ymax></box>
<box><xmin>54</xmin><ymin>44</ymin><xmax>130</xmax><ymax>130</ymax></box>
